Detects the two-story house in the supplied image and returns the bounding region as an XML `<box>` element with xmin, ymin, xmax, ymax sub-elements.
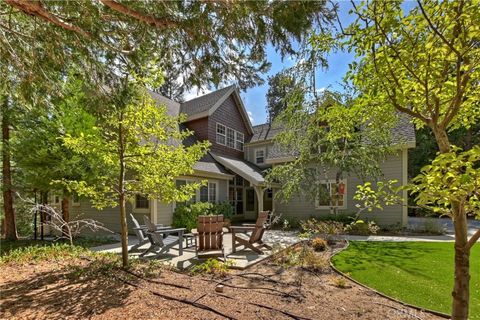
<box><xmin>71</xmin><ymin>85</ymin><xmax>415</xmax><ymax>232</ymax></box>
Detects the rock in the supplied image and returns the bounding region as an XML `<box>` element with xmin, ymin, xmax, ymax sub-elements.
<box><xmin>215</xmin><ymin>285</ymin><xmax>224</xmax><ymax>293</ymax></box>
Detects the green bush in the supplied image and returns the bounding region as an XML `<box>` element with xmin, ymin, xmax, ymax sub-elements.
<box><xmin>314</xmin><ymin>213</ymin><xmax>355</xmax><ymax>224</ymax></box>
<box><xmin>345</xmin><ymin>220</ymin><xmax>380</xmax><ymax>235</ymax></box>
<box><xmin>282</xmin><ymin>216</ymin><xmax>300</xmax><ymax>230</ymax></box>
<box><xmin>172</xmin><ymin>201</ymin><xmax>234</xmax><ymax>231</ymax></box>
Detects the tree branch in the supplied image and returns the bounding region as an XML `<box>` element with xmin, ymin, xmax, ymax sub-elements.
<box><xmin>416</xmin><ymin>0</ymin><xmax>461</xmax><ymax>58</ymax></box>
<box><xmin>99</xmin><ymin>0</ymin><xmax>184</xmax><ymax>30</ymax></box>
<box><xmin>467</xmin><ymin>228</ymin><xmax>480</xmax><ymax>250</ymax></box>
<box><xmin>5</xmin><ymin>0</ymin><xmax>91</xmax><ymax>38</ymax></box>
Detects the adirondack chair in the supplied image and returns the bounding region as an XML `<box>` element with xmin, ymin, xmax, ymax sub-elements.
<box><xmin>129</xmin><ymin>214</ymin><xmax>168</xmax><ymax>252</ymax></box>
<box><xmin>230</xmin><ymin>211</ymin><xmax>272</xmax><ymax>254</ymax></box>
<box><xmin>140</xmin><ymin>216</ymin><xmax>186</xmax><ymax>258</ymax></box>
<box><xmin>194</xmin><ymin>215</ymin><xmax>226</xmax><ymax>260</ymax></box>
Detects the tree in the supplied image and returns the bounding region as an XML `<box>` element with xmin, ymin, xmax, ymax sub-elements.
<box><xmin>265</xmin><ymin>70</ymin><xmax>304</xmax><ymax>122</ymax></box>
<box><xmin>1</xmin><ymin>0</ymin><xmax>336</xmax><ymax>239</ymax></box>
<box><xmin>62</xmin><ymin>78</ymin><xmax>209</xmax><ymax>267</ymax></box>
<box><xmin>12</xmin><ymin>76</ymin><xmax>100</xmax><ymax>238</ymax></box>
<box><xmin>266</xmin><ymin>88</ymin><xmax>395</xmax><ymax>215</ymax></box>
<box><xmin>1</xmin><ymin>95</ymin><xmax>17</xmax><ymax>240</ymax></box>
<box><xmin>336</xmin><ymin>1</ymin><xmax>480</xmax><ymax>318</ymax></box>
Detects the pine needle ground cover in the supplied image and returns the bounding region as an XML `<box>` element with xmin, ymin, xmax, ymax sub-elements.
<box><xmin>331</xmin><ymin>241</ymin><xmax>480</xmax><ymax>318</ymax></box>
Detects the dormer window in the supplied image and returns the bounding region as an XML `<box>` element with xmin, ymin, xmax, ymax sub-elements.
<box><xmin>216</xmin><ymin>123</ymin><xmax>226</xmax><ymax>145</ymax></box>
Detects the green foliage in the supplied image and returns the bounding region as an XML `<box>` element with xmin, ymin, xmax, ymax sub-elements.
<box><xmin>332</xmin><ymin>242</ymin><xmax>480</xmax><ymax>316</ymax></box>
<box><xmin>281</xmin><ymin>216</ymin><xmax>300</xmax><ymax>230</ymax></box>
<box><xmin>172</xmin><ymin>201</ymin><xmax>234</xmax><ymax>231</ymax></box>
<box><xmin>299</xmin><ymin>218</ymin><xmax>345</xmax><ymax>244</ymax></box>
<box><xmin>190</xmin><ymin>258</ymin><xmax>233</xmax><ymax>276</ymax></box>
<box><xmin>61</xmin><ymin>80</ymin><xmax>209</xmax><ymax>209</ymax></box>
<box><xmin>344</xmin><ymin>220</ymin><xmax>380</xmax><ymax>236</ymax></box>
<box><xmin>265</xmin><ymin>69</ymin><xmax>305</xmax><ymax>121</ymax></box>
<box><xmin>411</xmin><ymin>146</ymin><xmax>480</xmax><ymax>219</ymax></box>
<box><xmin>0</xmin><ymin>243</ymin><xmax>89</xmax><ymax>265</ymax></box>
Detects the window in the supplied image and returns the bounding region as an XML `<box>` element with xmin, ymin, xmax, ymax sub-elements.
<box><xmin>216</xmin><ymin>123</ymin><xmax>226</xmax><ymax>145</ymax></box>
<box><xmin>229</xmin><ymin>174</ymin><xmax>244</xmax><ymax>214</ymax></box>
<box><xmin>227</xmin><ymin>127</ymin><xmax>235</xmax><ymax>148</ymax></box>
<box><xmin>315</xmin><ymin>180</ymin><xmax>347</xmax><ymax>209</ymax></box>
<box><xmin>200</xmin><ymin>182</ymin><xmax>217</xmax><ymax>203</ymax></box>
<box><xmin>235</xmin><ymin>132</ymin><xmax>244</xmax><ymax>151</ymax></box>
<box><xmin>217</xmin><ymin>122</ymin><xmax>245</xmax><ymax>151</ymax></box>
<box><xmin>255</xmin><ymin>148</ymin><xmax>265</xmax><ymax>164</ymax></box>
<box><xmin>135</xmin><ymin>195</ymin><xmax>149</xmax><ymax>209</ymax></box>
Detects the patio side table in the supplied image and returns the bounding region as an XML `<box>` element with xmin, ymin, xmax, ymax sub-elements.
<box><xmin>183</xmin><ymin>233</ymin><xmax>196</xmax><ymax>248</ymax></box>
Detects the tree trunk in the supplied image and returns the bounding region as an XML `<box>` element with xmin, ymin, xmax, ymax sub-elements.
<box><xmin>118</xmin><ymin>112</ymin><xmax>129</xmax><ymax>268</ymax></box>
<box><xmin>61</xmin><ymin>195</ymin><xmax>70</xmax><ymax>240</ymax></box>
<box><xmin>2</xmin><ymin>98</ymin><xmax>17</xmax><ymax>240</ymax></box>
<box><xmin>451</xmin><ymin>207</ymin><xmax>470</xmax><ymax>320</ymax></box>
<box><xmin>432</xmin><ymin>127</ymin><xmax>470</xmax><ymax>319</ymax></box>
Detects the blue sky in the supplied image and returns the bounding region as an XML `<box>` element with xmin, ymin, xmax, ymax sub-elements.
<box><xmin>241</xmin><ymin>1</ymin><xmax>357</xmax><ymax>125</ymax></box>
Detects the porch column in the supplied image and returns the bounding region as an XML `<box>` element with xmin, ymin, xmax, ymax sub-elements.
<box><xmin>151</xmin><ymin>199</ymin><xmax>158</xmax><ymax>224</ymax></box>
<box><xmin>254</xmin><ymin>186</ymin><xmax>265</xmax><ymax>213</ymax></box>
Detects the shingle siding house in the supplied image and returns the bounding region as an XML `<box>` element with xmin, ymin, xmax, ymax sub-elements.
<box><xmin>71</xmin><ymin>85</ymin><xmax>415</xmax><ymax>232</ymax></box>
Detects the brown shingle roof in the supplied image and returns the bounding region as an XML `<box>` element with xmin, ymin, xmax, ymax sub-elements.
<box><xmin>180</xmin><ymin>85</ymin><xmax>235</xmax><ymax>117</ymax></box>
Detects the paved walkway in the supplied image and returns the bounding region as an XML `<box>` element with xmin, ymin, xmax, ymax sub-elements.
<box><xmin>408</xmin><ymin>217</ymin><xmax>480</xmax><ymax>237</ymax></box>
<box><xmin>90</xmin><ymin>230</ymin><xmax>300</xmax><ymax>270</ymax></box>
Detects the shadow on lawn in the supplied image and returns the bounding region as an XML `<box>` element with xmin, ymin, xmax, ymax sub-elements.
<box><xmin>0</xmin><ymin>265</ymin><xmax>133</xmax><ymax>319</ymax></box>
<box><xmin>336</xmin><ymin>242</ymin><xmax>446</xmax><ymax>279</ymax></box>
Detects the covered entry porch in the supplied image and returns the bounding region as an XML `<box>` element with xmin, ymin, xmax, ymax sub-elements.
<box><xmin>211</xmin><ymin>153</ymin><xmax>276</xmax><ymax>220</ymax></box>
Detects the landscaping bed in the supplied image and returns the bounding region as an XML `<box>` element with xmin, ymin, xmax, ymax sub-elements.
<box><xmin>0</xmin><ymin>241</ymin><xmax>446</xmax><ymax>320</ymax></box>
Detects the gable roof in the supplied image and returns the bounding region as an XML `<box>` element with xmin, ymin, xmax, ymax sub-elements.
<box><xmin>210</xmin><ymin>153</ymin><xmax>265</xmax><ymax>185</ymax></box>
<box><xmin>248</xmin><ymin>113</ymin><xmax>416</xmax><ymax>147</ymax></box>
<box><xmin>179</xmin><ymin>85</ymin><xmax>254</xmax><ymax>134</ymax></box>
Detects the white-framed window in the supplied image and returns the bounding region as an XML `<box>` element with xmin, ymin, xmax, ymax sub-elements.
<box><xmin>255</xmin><ymin>148</ymin><xmax>265</xmax><ymax>164</ymax></box>
<box><xmin>315</xmin><ymin>180</ymin><xmax>347</xmax><ymax>209</ymax></box>
<box><xmin>72</xmin><ymin>193</ymin><xmax>80</xmax><ymax>206</ymax></box>
<box><xmin>135</xmin><ymin>195</ymin><xmax>150</xmax><ymax>209</ymax></box>
<box><xmin>52</xmin><ymin>194</ymin><xmax>61</xmax><ymax>205</ymax></box>
<box><xmin>226</xmin><ymin>127</ymin><xmax>235</xmax><ymax>148</ymax></box>
<box><xmin>216</xmin><ymin>123</ymin><xmax>226</xmax><ymax>145</ymax></box>
<box><xmin>235</xmin><ymin>132</ymin><xmax>244</xmax><ymax>151</ymax></box>
<box><xmin>200</xmin><ymin>181</ymin><xmax>218</xmax><ymax>203</ymax></box>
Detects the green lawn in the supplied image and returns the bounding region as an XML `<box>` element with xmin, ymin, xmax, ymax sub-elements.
<box><xmin>331</xmin><ymin>241</ymin><xmax>480</xmax><ymax>318</ymax></box>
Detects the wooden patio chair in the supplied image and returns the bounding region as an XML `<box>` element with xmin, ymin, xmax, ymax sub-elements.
<box><xmin>140</xmin><ymin>216</ymin><xmax>186</xmax><ymax>258</ymax></box>
<box><xmin>194</xmin><ymin>215</ymin><xmax>226</xmax><ymax>260</ymax></box>
<box><xmin>230</xmin><ymin>211</ymin><xmax>272</xmax><ymax>254</ymax></box>
<box><xmin>129</xmin><ymin>214</ymin><xmax>169</xmax><ymax>252</ymax></box>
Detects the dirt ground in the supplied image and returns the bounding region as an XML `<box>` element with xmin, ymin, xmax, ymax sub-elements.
<box><xmin>0</xmin><ymin>248</ymin><xmax>444</xmax><ymax>320</ymax></box>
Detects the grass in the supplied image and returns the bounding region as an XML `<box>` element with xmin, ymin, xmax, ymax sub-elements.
<box><xmin>331</xmin><ymin>241</ymin><xmax>480</xmax><ymax>318</ymax></box>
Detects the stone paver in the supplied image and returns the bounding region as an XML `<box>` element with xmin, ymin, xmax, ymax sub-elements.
<box><xmin>90</xmin><ymin>230</ymin><xmax>300</xmax><ymax>270</ymax></box>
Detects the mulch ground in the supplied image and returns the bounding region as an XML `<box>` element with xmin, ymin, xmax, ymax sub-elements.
<box><xmin>0</xmin><ymin>245</ymin><xmax>444</xmax><ymax>320</ymax></box>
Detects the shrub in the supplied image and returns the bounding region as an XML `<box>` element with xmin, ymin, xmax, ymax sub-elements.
<box><xmin>282</xmin><ymin>216</ymin><xmax>300</xmax><ymax>230</ymax></box>
<box><xmin>302</xmin><ymin>249</ymin><xmax>329</xmax><ymax>272</ymax></box>
<box><xmin>300</xmin><ymin>218</ymin><xmax>345</xmax><ymax>243</ymax></box>
<box><xmin>330</xmin><ymin>276</ymin><xmax>348</xmax><ymax>288</ymax></box>
<box><xmin>311</xmin><ymin>237</ymin><xmax>328</xmax><ymax>252</ymax></box>
<box><xmin>315</xmin><ymin>214</ymin><xmax>355</xmax><ymax>224</ymax></box>
<box><xmin>172</xmin><ymin>201</ymin><xmax>234</xmax><ymax>231</ymax></box>
<box><xmin>345</xmin><ymin>220</ymin><xmax>380</xmax><ymax>235</ymax></box>
<box><xmin>190</xmin><ymin>258</ymin><xmax>233</xmax><ymax>276</ymax></box>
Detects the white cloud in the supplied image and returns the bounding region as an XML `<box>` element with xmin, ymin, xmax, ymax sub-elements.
<box><xmin>316</xmin><ymin>87</ymin><xmax>326</xmax><ymax>94</ymax></box>
<box><xmin>247</xmin><ymin>110</ymin><xmax>254</xmax><ymax>124</ymax></box>
<box><xmin>183</xmin><ymin>87</ymin><xmax>212</xmax><ymax>101</ymax></box>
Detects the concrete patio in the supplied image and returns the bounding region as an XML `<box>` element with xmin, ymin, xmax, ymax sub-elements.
<box><xmin>90</xmin><ymin>230</ymin><xmax>300</xmax><ymax>270</ymax></box>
